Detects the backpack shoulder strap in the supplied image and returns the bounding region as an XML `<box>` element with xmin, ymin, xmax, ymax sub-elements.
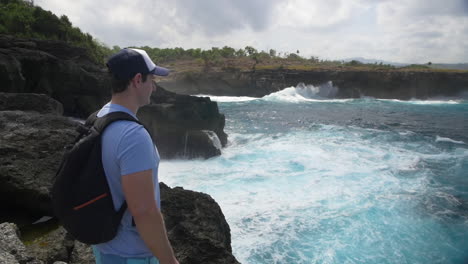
<box><xmin>87</xmin><ymin>111</ymin><xmax>142</xmax><ymax>133</ymax></box>
<box><xmin>84</xmin><ymin>111</ymin><xmax>100</xmax><ymax>127</ymax></box>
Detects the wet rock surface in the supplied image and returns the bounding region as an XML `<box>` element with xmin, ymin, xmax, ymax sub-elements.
<box><xmin>139</xmin><ymin>87</ymin><xmax>227</xmax><ymax>159</ymax></box>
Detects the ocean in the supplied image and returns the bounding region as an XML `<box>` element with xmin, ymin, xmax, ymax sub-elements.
<box><xmin>159</xmin><ymin>84</ymin><xmax>468</xmax><ymax>264</ymax></box>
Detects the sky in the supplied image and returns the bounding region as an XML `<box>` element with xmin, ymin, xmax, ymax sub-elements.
<box><xmin>34</xmin><ymin>0</ymin><xmax>468</xmax><ymax>64</ymax></box>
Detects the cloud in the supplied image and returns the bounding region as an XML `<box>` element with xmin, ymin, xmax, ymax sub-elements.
<box><xmin>375</xmin><ymin>0</ymin><xmax>468</xmax><ymax>62</ymax></box>
<box><xmin>165</xmin><ymin>0</ymin><xmax>277</xmax><ymax>35</ymax></box>
<box><xmin>274</xmin><ymin>0</ymin><xmax>370</xmax><ymax>29</ymax></box>
<box><xmin>34</xmin><ymin>0</ymin><xmax>468</xmax><ymax>63</ymax></box>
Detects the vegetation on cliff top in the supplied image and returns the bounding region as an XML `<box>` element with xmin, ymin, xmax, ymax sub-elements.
<box><xmin>0</xmin><ymin>0</ymin><xmax>109</xmax><ymax>63</ymax></box>
<box><xmin>1</xmin><ymin>0</ymin><xmax>466</xmax><ymax>74</ymax></box>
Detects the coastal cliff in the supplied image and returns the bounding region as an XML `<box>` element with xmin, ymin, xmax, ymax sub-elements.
<box><xmin>0</xmin><ymin>34</ymin><xmax>227</xmax><ymax>159</ymax></box>
<box><xmin>160</xmin><ymin>69</ymin><xmax>468</xmax><ymax>99</ymax></box>
<box><xmin>0</xmin><ymin>35</ymin><xmax>237</xmax><ymax>263</ymax></box>
<box><xmin>0</xmin><ymin>93</ymin><xmax>239</xmax><ymax>264</ymax></box>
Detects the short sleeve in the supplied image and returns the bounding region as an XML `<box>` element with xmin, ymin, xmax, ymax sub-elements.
<box><xmin>117</xmin><ymin>124</ymin><xmax>157</xmax><ymax>176</ymax></box>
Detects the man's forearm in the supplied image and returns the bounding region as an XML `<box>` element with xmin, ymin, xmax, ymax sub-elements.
<box><xmin>133</xmin><ymin>208</ymin><xmax>177</xmax><ymax>264</ymax></box>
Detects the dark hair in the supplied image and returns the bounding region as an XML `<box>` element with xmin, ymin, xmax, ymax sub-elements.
<box><xmin>109</xmin><ymin>73</ymin><xmax>149</xmax><ymax>94</ymax></box>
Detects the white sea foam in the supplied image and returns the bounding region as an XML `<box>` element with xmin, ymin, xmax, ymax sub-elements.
<box><xmin>159</xmin><ymin>99</ymin><xmax>468</xmax><ymax>263</ymax></box>
<box><xmin>160</xmin><ymin>123</ymin><xmax>467</xmax><ymax>263</ymax></box>
<box><xmin>262</xmin><ymin>82</ymin><xmax>352</xmax><ymax>103</ymax></box>
<box><xmin>435</xmin><ymin>135</ymin><xmax>466</xmax><ymax>144</ymax></box>
<box><xmin>193</xmin><ymin>94</ymin><xmax>258</xmax><ymax>102</ymax></box>
<box><xmin>377</xmin><ymin>98</ymin><xmax>461</xmax><ymax>105</ymax></box>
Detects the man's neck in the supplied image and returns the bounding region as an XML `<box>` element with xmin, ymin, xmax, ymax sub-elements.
<box><xmin>110</xmin><ymin>93</ymin><xmax>139</xmax><ymax>114</ymax></box>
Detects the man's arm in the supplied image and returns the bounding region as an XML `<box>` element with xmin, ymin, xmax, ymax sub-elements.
<box><xmin>122</xmin><ymin>169</ymin><xmax>178</xmax><ymax>264</ymax></box>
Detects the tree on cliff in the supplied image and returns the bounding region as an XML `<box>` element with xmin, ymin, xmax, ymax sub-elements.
<box><xmin>0</xmin><ymin>0</ymin><xmax>109</xmax><ymax>63</ymax></box>
<box><xmin>245</xmin><ymin>46</ymin><xmax>260</xmax><ymax>71</ymax></box>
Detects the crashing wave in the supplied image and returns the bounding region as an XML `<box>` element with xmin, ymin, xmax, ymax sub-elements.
<box><xmin>194</xmin><ymin>95</ymin><xmax>258</xmax><ymax>102</ymax></box>
<box><xmin>262</xmin><ymin>81</ymin><xmax>347</xmax><ymax>103</ymax></box>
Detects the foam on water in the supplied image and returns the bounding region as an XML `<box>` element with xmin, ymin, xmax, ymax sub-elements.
<box><xmin>196</xmin><ymin>82</ymin><xmax>351</xmax><ymax>104</ymax></box>
<box><xmin>377</xmin><ymin>98</ymin><xmax>462</xmax><ymax>105</ymax></box>
<box><xmin>160</xmin><ymin>97</ymin><xmax>468</xmax><ymax>263</ymax></box>
<box><xmin>435</xmin><ymin>136</ymin><xmax>466</xmax><ymax>144</ymax></box>
<box><xmin>194</xmin><ymin>94</ymin><xmax>258</xmax><ymax>102</ymax></box>
<box><xmin>160</xmin><ymin>126</ymin><xmax>468</xmax><ymax>263</ymax></box>
<box><xmin>262</xmin><ymin>82</ymin><xmax>353</xmax><ymax>103</ymax></box>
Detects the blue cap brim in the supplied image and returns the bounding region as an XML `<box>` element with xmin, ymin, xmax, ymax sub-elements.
<box><xmin>150</xmin><ymin>66</ymin><xmax>170</xmax><ymax>76</ymax></box>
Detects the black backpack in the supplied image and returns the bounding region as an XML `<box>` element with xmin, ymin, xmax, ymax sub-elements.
<box><xmin>51</xmin><ymin>111</ymin><xmax>142</xmax><ymax>244</ymax></box>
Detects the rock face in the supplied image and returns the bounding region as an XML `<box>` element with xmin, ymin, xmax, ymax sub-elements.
<box><xmin>160</xmin><ymin>183</ymin><xmax>239</xmax><ymax>264</ymax></box>
<box><xmin>160</xmin><ymin>69</ymin><xmax>468</xmax><ymax>99</ymax></box>
<box><xmin>0</xmin><ymin>92</ymin><xmax>64</xmax><ymax>114</ymax></box>
<box><xmin>139</xmin><ymin>87</ymin><xmax>227</xmax><ymax>159</ymax></box>
<box><xmin>0</xmin><ymin>35</ymin><xmax>110</xmax><ymax>117</ymax></box>
<box><xmin>24</xmin><ymin>226</ymin><xmax>74</xmax><ymax>264</ymax></box>
<box><xmin>0</xmin><ymin>185</ymin><xmax>240</xmax><ymax>264</ymax></box>
<box><xmin>0</xmin><ymin>110</ymin><xmax>79</xmax><ymax>215</ymax></box>
<box><xmin>0</xmin><ymin>223</ymin><xmax>42</xmax><ymax>264</ymax></box>
<box><xmin>0</xmin><ymin>93</ymin><xmax>239</xmax><ymax>263</ymax></box>
<box><xmin>0</xmin><ymin>186</ymin><xmax>239</xmax><ymax>264</ymax></box>
<box><xmin>0</xmin><ymin>34</ymin><xmax>227</xmax><ymax>159</ymax></box>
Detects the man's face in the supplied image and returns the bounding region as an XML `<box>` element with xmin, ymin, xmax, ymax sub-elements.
<box><xmin>141</xmin><ymin>75</ymin><xmax>156</xmax><ymax>105</ymax></box>
<box><xmin>133</xmin><ymin>73</ymin><xmax>156</xmax><ymax>107</ymax></box>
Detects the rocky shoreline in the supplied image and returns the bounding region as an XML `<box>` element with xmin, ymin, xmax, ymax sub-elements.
<box><xmin>0</xmin><ymin>93</ymin><xmax>239</xmax><ymax>263</ymax></box>
<box><xmin>0</xmin><ymin>34</ymin><xmax>238</xmax><ymax>263</ymax></box>
<box><xmin>0</xmin><ymin>34</ymin><xmax>227</xmax><ymax>159</ymax></box>
<box><xmin>160</xmin><ymin>69</ymin><xmax>468</xmax><ymax>99</ymax></box>
<box><xmin>2</xmin><ymin>33</ymin><xmax>467</xmax><ymax>263</ymax></box>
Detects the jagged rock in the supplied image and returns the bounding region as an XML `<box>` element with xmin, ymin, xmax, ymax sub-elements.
<box><xmin>0</xmin><ymin>182</ymin><xmax>240</xmax><ymax>263</ymax></box>
<box><xmin>160</xmin><ymin>183</ymin><xmax>239</xmax><ymax>264</ymax></box>
<box><xmin>0</xmin><ymin>251</ymin><xmax>20</xmax><ymax>264</ymax></box>
<box><xmin>0</xmin><ymin>92</ymin><xmax>225</xmax><ymax>216</ymax></box>
<box><xmin>0</xmin><ymin>35</ymin><xmax>228</xmax><ymax>159</ymax></box>
<box><xmin>0</xmin><ymin>107</ymin><xmax>238</xmax><ymax>263</ymax></box>
<box><xmin>0</xmin><ymin>47</ymin><xmax>25</xmax><ymax>93</ymax></box>
<box><xmin>69</xmin><ymin>241</ymin><xmax>94</xmax><ymax>264</ymax></box>
<box><xmin>0</xmin><ymin>35</ymin><xmax>110</xmax><ymax>117</ymax></box>
<box><xmin>0</xmin><ymin>35</ymin><xmax>237</xmax><ymax>263</ymax></box>
<box><xmin>25</xmin><ymin>226</ymin><xmax>73</xmax><ymax>264</ymax></box>
<box><xmin>138</xmin><ymin>87</ymin><xmax>227</xmax><ymax>159</ymax></box>
<box><xmin>0</xmin><ymin>110</ymin><xmax>79</xmax><ymax>215</ymax></box>
<box><xmin>0</xmin><ymin>92</ymin><xmax>63</xmax><ymax>114</ymax></box>
<box><xmin>0</xmin><ymin>223</ymin><xmax>43</xmax><ymax>264</ymax></box>
<box><xmin>183</xmin><ymin>130</ymin><xmax>222</xmax><ymax>159</ymax></box>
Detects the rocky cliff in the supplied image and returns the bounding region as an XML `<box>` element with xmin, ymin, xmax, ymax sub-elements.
<box><xmin>160</xmin><ymin>69</ymin><xmax>468</xmax><ymax>99</ymax></box>
<box><xmin>0</xmin><ymin>34</ymin><xmax>227</xmax><ymax>159</ymax></box>
<box><xmin>0</xmin><ymin>93</ymin><xmax>239</xmax><ymax>263</ymax></box>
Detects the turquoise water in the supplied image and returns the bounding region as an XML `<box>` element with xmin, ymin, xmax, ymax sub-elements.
<box><xmin>160</xmin><ymin>86</ymin><xmax>468</xmax><ymax>264</ymax></box>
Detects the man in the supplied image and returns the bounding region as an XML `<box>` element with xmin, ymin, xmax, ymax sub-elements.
<box><xmin>92</xmin><ymin>48</ymin><xmax>179</xmax><ymax>264</ymax></box>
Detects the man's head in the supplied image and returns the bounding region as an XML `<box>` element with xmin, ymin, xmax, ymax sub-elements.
<box><xmin>106</xmin><ymin>48</ymin><xmax>169</xmax><ymax>94</ymax></box>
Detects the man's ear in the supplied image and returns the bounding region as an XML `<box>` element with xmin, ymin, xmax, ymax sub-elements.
<box><xmin>131</xmin><ymin>73</ymin><xmax>142</xmax><ymax>87</ymax></box>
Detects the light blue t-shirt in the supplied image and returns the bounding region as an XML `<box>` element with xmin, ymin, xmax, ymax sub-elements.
<box><xmin>94</xmin><ymin>103</ymin><xmax>160</xmax><ymax>258</ymax></box>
